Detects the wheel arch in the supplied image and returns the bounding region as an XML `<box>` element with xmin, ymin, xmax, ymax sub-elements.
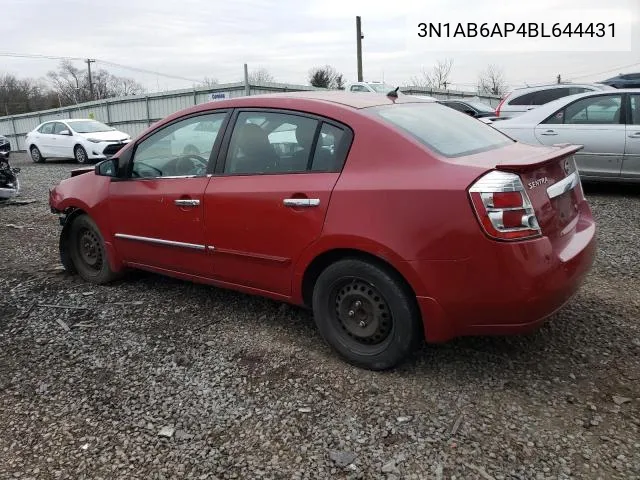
<box><xmin>58</xmin><ymin>207</ymin><xmax>123</xmax><ymax>274</ymax></box>
<box><xmin>299</xmin><ymin>247</ymin><xmax>421</xmax><ymax>311</ymax></box>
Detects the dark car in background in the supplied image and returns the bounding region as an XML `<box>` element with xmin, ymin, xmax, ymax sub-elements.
<box><xmin>0</xmin><ymin>135</ymin><xmax>10</xmax><ymax>160</ymax></box>
<box><xmin>600</xmin><ymin>73</ymin><xmax>640</xmax><ymax>89</ymax></box>
<box><xmin>438</xmin><ymin>99</ymin><xmax>496</xmax><ymax>119</ymax></box>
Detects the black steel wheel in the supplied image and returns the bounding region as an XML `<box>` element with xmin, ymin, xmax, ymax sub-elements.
<box><xmin>312</xmin><ymin>258</ymin><xmax>423</xmax><ymax>370</ymax></box>
<box><xmin>67</xmin><ymin>214</ymin><xmax>121</xmax><ymax>284</ymax></box>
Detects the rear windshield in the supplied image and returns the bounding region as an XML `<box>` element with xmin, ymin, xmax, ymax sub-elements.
<box><xmin>368</xmin><ymin>103</ymin><xmax>513</xmax><ymax>157</ymax></box>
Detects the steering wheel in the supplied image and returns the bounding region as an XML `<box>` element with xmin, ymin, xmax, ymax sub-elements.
<box><xmin>175</xmin><ymin>154</ymin><xmax>208</xmax><ymax>176</ymax></box>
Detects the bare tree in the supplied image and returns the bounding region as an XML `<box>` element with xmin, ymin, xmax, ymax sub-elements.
<box><xmin>477</xmin><ymin>65</ymin><xmax>508</xmax><ymax>96</ymax></box>
<box><xmin>248</xmin><ymin>68</ymin><xmax>275</xmax><ymax>84</ymax></box>
<box><xmin>47</xmin><ymin>60</ymin><xmax>145</xmax><ymax>105</ymax></box>
<box><xmin>202</xmin><ymin>76</ymin><xmax>219</xmax><ymax>88</ymax></box>
<box><xmin>410</xmin><ymin>58</ymin><xmax>454</xmax><ymax>89</ymax></box>
<box><xmin>0</xmin><ymin>74</ymin><xmax>58</xmax><ymax>115</ymax></box>
<box><xmin>308</xmin><ymin>65</ymin><xmax>344</xmax><ymax>89</ymax></box>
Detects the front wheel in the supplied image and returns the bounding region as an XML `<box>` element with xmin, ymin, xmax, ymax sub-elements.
<box><xmin>68</xmin><ymin>214</ymin><xmax>121</xmax><ymax>284</ymax></box>
<box><xmin>74</xmin><ymin>145</ymin><xmax>89</xmax><ymax>164</ymax></box>
<box><xmin>312</xmin><ymin>259</ymin><xmax>423</xmax><ymax>371</ymax></box>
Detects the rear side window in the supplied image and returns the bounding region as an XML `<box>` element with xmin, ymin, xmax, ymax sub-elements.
<box><xmin>369</xmin><ymin>103</ymin><xmax>513</xmax><ymax>158</ymax></box>
<box><xmin>508</xmin><ymin>91</ymin><xmax>537</xmax><ymax>106</ymax></box>
<box><xmin>531</xmin><ymin>88</ymin><xmax>572</xmax><ymax>105</ymax></box>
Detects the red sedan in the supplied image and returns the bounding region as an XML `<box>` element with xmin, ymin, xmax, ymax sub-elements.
<box><xmin>49</xmin><ymin>91</ymin><xmax>597</xmax><ymax>370</ymax></box>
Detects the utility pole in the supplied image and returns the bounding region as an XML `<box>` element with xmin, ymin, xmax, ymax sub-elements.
<box><xmin>356</xmin><ymin>16</ymin><xmax>364</xmax><ymax>82</ymax></box>
<box><xmin>86</xmin><ymin>58</ymin><xmax>96</xmax><ymax>100</ymax></box>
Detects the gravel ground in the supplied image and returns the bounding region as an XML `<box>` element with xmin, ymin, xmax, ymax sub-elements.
<box><xmin>0</xmin><ymin>153</ymin><xmax>639</xmax><ymax>480</ymax></box>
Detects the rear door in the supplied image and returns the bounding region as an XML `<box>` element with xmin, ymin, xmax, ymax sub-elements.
<box><xmin>203</xmin><ymin>109</ymin><xmax>353</xmax><ymax>296</ymax></box>
<box><xmin>534</xmin><ymin>93</ymin><xmax>625</xmax><ymax>178</ymax></box>
<box><xmin>108</xmin><ymin>111</ymin><xmax>229</xmax><ymax>276</ymax></box>
<box><xmin>37</xmin><ymin>122</ymin><xmax>56</xmax><ymax>156</ymax></box>
<box><xmin>623</xmin><ymin>94</ymin><xmax>640</xmax><ymax>180</ymax></box>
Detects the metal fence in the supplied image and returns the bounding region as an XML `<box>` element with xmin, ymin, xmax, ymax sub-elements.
<box><xmin>0</xmin><ymin>82</ymin><xmax>500</xmax><ymax>151</ymax></box>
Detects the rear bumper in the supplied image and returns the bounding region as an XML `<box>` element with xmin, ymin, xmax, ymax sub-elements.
<box><xmin>412</xmin><ymin>204</ymin><xmax>597</xmax><ymax>342</ymax></box>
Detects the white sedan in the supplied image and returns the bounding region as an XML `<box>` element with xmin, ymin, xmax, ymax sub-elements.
<box><xmin>25</xmin><ymin>119</ymin><xmax>131</xmax><ymax>164</ymax></box>
<box><xmin>493</xmin><ymin>89</ymin><xmax>640</xmax><ymax>182</ymax></box>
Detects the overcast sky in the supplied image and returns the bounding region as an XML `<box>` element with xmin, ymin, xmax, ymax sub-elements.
<box><xmin>2</xmin><ymin>0</ymin><xmax>639</xmax><ymax>93</ymax></box>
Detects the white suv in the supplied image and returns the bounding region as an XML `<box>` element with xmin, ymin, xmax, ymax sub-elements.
<box><xmin>495</xmin><ymin>83</ymin><xmax>614</xmax><ymax>119</ymax></box>
<box><xmin>346</xmin><ymin>81</ymin><xmax>397</xmax><ymax>94</ymax></box>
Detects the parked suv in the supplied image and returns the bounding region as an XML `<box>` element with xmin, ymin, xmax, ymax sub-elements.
<box><xmin>600</xmin><ymin>73</ymin><xmax>640</xmax><ymax>89</ymax></box>
<box><xmin>496</xmin><ymin>83</ymin><xmax>613</xmax><ymax>118</ymax></box>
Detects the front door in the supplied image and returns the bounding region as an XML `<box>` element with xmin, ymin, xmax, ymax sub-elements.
<box><xmin>623</xmin><ymin>94</ymin><xmax>640</xmax><ymax>180</ymax></box>
<box><xmin>108</xmin><ymin>111</ymin><xmax>229</xmax><ymax>276</ymax></box>
<box><xmin>204</xmin><ymin>109</ymin><xmax>352</xmax><ymax>296</ymax></box>
<box><xmin>52</xmin><ymin>122</ymin><xmax>76</xmax><ymax>158</ymax></box>
<box><xmin>534</xmin><ymin>93</ymin><xmax>625</xmax><ymax>178</ymax></box>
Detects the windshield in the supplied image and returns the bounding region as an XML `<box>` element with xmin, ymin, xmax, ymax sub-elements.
<box><xmin>368</xmin><ymin>103</ymin><xmax>513</xmax><ymax>157</ymax></box>
<box><xmin>69</xmin><ymin>120</ymin><xmax>114</xmax><ymax>133</ymax></box>
<box><xmin>369</xmin><ymin>83</ymin><xmax>395</xmax><ymax>93</ymax></box>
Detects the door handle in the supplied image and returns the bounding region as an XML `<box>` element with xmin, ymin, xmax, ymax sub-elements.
<box><xmin>628</xmin><ymin>132</ymin><xmax>640</xmax><ymax>138</ymax></box>
<box><xmin>174</xmin><ymin>199</ymin><xmax>200</xmax><ymax>207</ymax></box>
<box><xmin>540</xmin><ymin>130</ymin><xmax>558</xmax><ymax>136</ymax></box>
<box><xmin>283</xmin><ymin>198</ymin><xmax>320</xmax><ymax>208</ymax></box>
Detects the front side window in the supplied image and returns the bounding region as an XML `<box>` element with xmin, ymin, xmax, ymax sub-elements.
<box><xmin>350</xmin><ymin>85</ymin><xmax>367</xmax><ymax>92</ymax></box>
<box><xmin>38</xmin><ymin>123</ymin><xmax>54</xmax><ymax>134</ymax></box>
<box><xmin>544</xmin><ymin>95</ymin><xmax>622</xmax><ymax>125</ymax></box>
<box><xmin>368</xmin><ymin>103</ymin><xmax>513</xmax><ymax>158</ymax></box>
<box><xmin>131</xmin><ymin>113</ymin><xmax>226</xmax><ymax>178</ymax></box>
<box><xmin>53</xmin><ymin>122</ymin><xmax>68</xmax><ymax>134</ymax></box>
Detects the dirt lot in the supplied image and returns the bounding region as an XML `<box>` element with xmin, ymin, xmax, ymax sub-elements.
<box><xmin>0</xmin><ymin>153</ymin><xmax>639</xmax><ymax>480</ymax></box>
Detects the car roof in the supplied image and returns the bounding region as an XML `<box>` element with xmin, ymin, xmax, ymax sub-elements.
<box><xmin>498</xmin><ymin>88</ymin><xmax>639</xmax><ymax>124</ymax></box>
<box><xmin>506</xmin><ymin>83</ymin><xmax>612</xmax><ymax>95</ymax></box>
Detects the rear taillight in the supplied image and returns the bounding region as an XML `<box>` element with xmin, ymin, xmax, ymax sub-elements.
<box><xmin>495</xmin><ymin>96</ymin><xmax>507</xmax><ymax>117</ymax></box>
<box><xmin>468</xmin><ymin>170</ymin><xmax>541</xmax><ymax>241</ymax></box>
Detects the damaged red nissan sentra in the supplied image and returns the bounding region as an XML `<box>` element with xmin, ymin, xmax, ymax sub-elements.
<box><xmin>49</xmin><ymin>91</ymin><xmax>597</xmax><ymax>370</ymax></box>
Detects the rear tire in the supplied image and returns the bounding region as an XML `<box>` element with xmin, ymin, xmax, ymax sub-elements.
<box><xmin>68</xmin><ymin>214</ymin><xmax>120</xmax><ymax>284</ymax></box>
<box><xmin>74</xmin><ymin>145</ymin><xmax>88</xmax><ymax>164</ymax></box>
<box><xmin>312</xmin><ymin>258</ymin><xmax>423</xmax><ymax>371</ymax></box>
<box><xmin>30</xmin><ymin>146</ymin><xmax>44</xmax><ymax>163</ymax></box>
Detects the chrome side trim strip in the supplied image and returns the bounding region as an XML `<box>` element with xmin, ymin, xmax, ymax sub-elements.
<box><xmin>114</xmin><ymin>233</ymin><xmax>206</xmax><ymax>251</ymax></box>
<box><xmin>547</xmin><ymin>172</ymin><xmax>579</xmax><ymax>200</ymax></box>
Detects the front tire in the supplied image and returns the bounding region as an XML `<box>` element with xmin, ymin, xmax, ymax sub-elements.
<box><xmin>68</xmin><ymin>214</ymin><xmax>120</xmax><ymax>284</ymax></box>
<box><xmin>312</xmin><ymin>259</ymin><xmax>423</xmax><ymax>371</ymax></box>
<box><xmin>30</xmin><ymin>146</ymin><xmax>44</xmax><ymax>163</ymax></box>
<box><xmin>74</xmin><ymin>145</ymin><xmax>89</xmax><ymax>164</ymax></box>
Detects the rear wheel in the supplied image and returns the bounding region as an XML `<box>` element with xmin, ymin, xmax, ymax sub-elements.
<box><xmin>74</xmin><ymin>145</ymin><xmax>88</xmax><ymax>164</ymax></box>
<box><xmin>68</xmin><ymin>214</ymin><xmax>120</xmax><ymax>284</ymax></box>
<box><xmin>312</xmin><ymin>259</ymin><xmax>423</xmax><ymax>370</ymax></box>
<box><xmin>30</xmin><ymin>146</ymin><xmax>44</xmax><ymax>163</ymax></box>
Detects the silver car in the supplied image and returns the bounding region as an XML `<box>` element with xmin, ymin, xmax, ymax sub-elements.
<box><xmin>493</xmin><ymin>89</ymin><xmax>640</xmax><ymax>182</ymax></box>
<box><xmin>495</xmin><ymin>83</ymin><xmax>614</xmax><ymax>119</ymax></box>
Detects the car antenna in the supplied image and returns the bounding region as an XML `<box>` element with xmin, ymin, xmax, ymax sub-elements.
<box><xmin>387</xmin><ymin>86</ymin><xmax>400</xmax><ymax>98</ymax></box>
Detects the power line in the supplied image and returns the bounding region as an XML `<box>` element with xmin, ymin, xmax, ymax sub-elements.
<box><xmin>565</xmin><ymin>62</ymin><xmax>640</xmax><ymax>81</ymax></box>
<box><xmin>0</xmin><ymin>52</ymin><xmax>205</xmax><ymax>85</ymax></box>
